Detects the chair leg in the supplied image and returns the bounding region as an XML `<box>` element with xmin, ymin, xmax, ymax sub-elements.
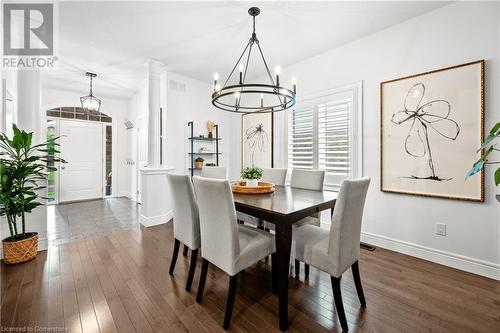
<box><xmin>351</xmin><ymin>261</ymin><xmax>366</xmax><ymax>306</ymax></box>
<box><xmin>196</xmin><ymin>259</ymin><xmax>209</xmax><ymax>303</ymax></box>
<box><xmin>185</xmin><ymin>248</ymin><xmax>199</xmax><ymax>292</ymax></box>
<box><xmin>331</xmin><ymin>275</ymin><xmax>348</xmax><ymax>332</ymax></box>
<box><xmin>183</xmin><ymin>244</ymin><xmax>189</xmax><ymax>256</ymax></box>
<box><xmin>294</xmin><ymin>259</ymin><xmax>300</xmax><ymax>277</ymax></box>
<box><xmin>305</xmin><ymin>264</ymin><xmax>310</xmax><ymax>278</ymax></box>
<box><xmin>223</xmin><ymin>274</ymin><xmax>238</xmax><ymax>330</ymax></box>
<box><xmin>271</xmin><ymin>253</ymin><xmax>278</xmax><ymax>294</ymax></box>
<box><xmin>169</xmin><ymin>239</ymin><xmax>180</xmax><ymax>275</ymax></box>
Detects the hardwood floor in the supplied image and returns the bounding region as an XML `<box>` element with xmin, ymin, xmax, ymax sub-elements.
<box><xmin>2</xmin><ymin>222</ymin><xmax>500</xmax><ymax>332</ymax></box>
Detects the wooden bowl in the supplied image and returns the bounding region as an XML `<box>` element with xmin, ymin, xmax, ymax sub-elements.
<box><xmin>231</xmin><ymin>181</ymin><xmax>275</xmax><ymax>194</ymax></box>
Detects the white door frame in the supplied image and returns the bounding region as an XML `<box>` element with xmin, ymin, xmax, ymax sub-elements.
<box><xmin>48</xmin><ymin>116</ymin><xmax>117</xmax><ymax>203</ymax></box>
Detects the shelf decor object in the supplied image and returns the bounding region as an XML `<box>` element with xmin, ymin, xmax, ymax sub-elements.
<box><xmin>211</xmin><ymin>7</ymin><xmax>296</xmax><ymax>114</ymax></box>
<box><xmin>380</xmin><ymin>60</ymin><xmax>484</xmax><ymax>201</ymax></box>
<box><xmin>187</xmin><ymin>121</ymin><xmax>221</xmax><ymax>177</ymax></box>
<box><xmin>80</xmin><ymin>72</ymin><xmax>102</xmax><ymax>112</ymax></box>
<box><xmin>231</xmin><ymin>181</ymin><xmax>275</xmax><ymax>194</ymax></box>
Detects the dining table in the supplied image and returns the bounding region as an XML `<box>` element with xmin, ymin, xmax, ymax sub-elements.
<box><xmin>233</xmin><ymin>185</ymin><xmax>338</xmax><ymax>331</ymax></box>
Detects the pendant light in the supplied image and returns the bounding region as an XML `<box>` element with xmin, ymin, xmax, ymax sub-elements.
<box><xmin>211</xmin><ymin>7</ymin><xmax>296</xmax><ymax>113</ymax></box>
<box><xmin>80</xmin><ymin>72</ymin><xmax>101</xmax><ymax>112</ymax></box>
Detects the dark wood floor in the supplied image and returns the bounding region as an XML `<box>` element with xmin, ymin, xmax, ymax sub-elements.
<box><xmin>2</xmin><ymin>222</ymin><xmax>500</xmax><ymax>332</ymax></box>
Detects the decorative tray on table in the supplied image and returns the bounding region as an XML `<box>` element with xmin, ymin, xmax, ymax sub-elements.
<box><xmin>231</xmin><ymin>181</ymin><xmax>275</xmax><ymax>194</ymax></box>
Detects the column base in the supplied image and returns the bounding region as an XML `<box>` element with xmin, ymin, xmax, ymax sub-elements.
<box><xmin>139</xmin><ymin>167</ymin><xmax>175</xmax><ymax>227</ymax></box>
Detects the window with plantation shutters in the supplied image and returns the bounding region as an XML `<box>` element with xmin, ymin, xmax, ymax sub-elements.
<box><xmin>287</xmin><ymin>83</ymin><xmax>362</xmax><ymax>189</ymax></box>
<box><xmin>318</xmin><ymin>100</ymin><xmax>351</xmax><ymax>181</ymax></box>
<box><xmin>287</xmin><ymin>105</ymin><xmax>314</xmax><ymax>170</ymax></box>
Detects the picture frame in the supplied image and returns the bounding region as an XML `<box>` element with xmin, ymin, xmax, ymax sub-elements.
<box><xmin>380</xmin><ymin>60</ymin><xmax>484</xmax><ymax>201</ymax></box>
<box><xmin>241</xmin><ymin>112</ymin><xmax>274</xmax><ymax>170</ymax></box>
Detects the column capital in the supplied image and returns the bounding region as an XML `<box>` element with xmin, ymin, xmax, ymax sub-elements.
<box><xmin>146</xmin><ymin>58</ymin><xmax>165</xmax><ymax>73</ymax></box>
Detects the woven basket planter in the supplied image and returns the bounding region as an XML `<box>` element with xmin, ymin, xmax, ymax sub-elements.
<box><xmin>2</xmin><ymin>232</ymin><xmax>38</xmax><ymax>264</ymax></box>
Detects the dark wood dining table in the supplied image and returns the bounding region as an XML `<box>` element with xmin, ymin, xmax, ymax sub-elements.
<box><xmin>233</xmin><ymin>185</ymin><xmax>338</xmax><ymax>331</ymax></box>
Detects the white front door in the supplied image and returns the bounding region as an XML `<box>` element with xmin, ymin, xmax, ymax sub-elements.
<box><xmin>59</xmin><ymin>120</ymin><xmax>103</xmax><ymax>203</ymax></box>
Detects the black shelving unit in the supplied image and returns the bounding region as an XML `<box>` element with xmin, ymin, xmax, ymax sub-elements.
<box><xmin>187</xmin><ymin>121</ymin><xmax>221</xmax><ymax>177</ymax></box>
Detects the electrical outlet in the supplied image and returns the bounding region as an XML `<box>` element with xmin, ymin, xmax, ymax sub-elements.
<box><xmin>436</xmin><ymin>223</ymin><xmax>446</xmax><ymax>236</ymax></box>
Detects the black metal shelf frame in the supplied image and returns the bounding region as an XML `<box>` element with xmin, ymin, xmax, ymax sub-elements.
<box><xmin>187</xmin><ymin>122</ymin><xmax>220</xmax><ymax>177</ymax></box>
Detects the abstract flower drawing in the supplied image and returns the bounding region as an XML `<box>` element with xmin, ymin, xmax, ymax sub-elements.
<box><xmin>391</xmin><ymin>83</ymin><xmax>460</xmax><ymax>181</ymax></box>
<box><xmin>245</xmin><ymin>123</ymin><xmax>269</xmax><ymax>165</ymax></box>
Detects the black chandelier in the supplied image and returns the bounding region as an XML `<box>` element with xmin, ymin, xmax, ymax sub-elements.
<box><xmin>212</xmin><ymin>7</ymin><xmax>296</xmax><ymax>113</ymax></box>
<box><xmin>80</xmin><ymin>72</ymin><xmax>101</xmax><ymax>112</ymax></box>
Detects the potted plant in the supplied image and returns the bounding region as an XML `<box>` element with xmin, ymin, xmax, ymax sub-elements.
<box><xmin>241</xmin><ymin>166</ymin><xmax>263</xmax><ymax>187</ymax></box>
<box><xmin>0</xmin><ymin>125</ymin><xmax>64</xmax><ymax>264</ymax></box>
<box><xmin>195</xmin><ymin>157</ymin><xmax>204</xmax><ymax>169</ymax></box>
<box><xmin>466</xmin><ymin>122</ymin><xmax>500</xmax><ymax>202</ymax></box>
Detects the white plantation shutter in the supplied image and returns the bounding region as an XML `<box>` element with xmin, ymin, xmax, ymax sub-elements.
<box><xmin>318</xmin><ymin>100</ymin><xmax>351</xmax><ymax>184</ymax></box>
<box><xmin>287</xmin><ymin>105</ymin><xmax>315</xmax><ymax>169</ymax></box>
<box><xmin>287</xmin><ymin>83</ymin><xmax>362</xmax><ymax>189</ymax></box>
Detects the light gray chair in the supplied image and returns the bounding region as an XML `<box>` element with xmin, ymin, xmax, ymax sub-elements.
<box><xmin>200</xmin><ymin>166</ymin><xmax>227</xmax><ymax>179</ymax></box>
<box><xmin>167</xmin><ymin>174</ymin><xmax>200</xmax><ymax>292</ymax></box>
<box><xmin>238</xmin><ymin>168</ymin><xmax>287</xmax><ymax>228</ymax></box>
<box><xmin>264</xmin><ymin>168</ymin><xmax>325</xmax><ymax>277</ymax></box>
<box><xmin>192</xmin><ymin>176</ymin><xmax>276</xmax><ymax>330</ymax></box>
<box><xmin>291</xmin><ymin>177</ymin><xmax>370</xmax><ymax>332</ymax></box>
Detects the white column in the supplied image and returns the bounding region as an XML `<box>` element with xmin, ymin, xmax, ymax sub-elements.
<box><xmin>139</xmin><ymin>59</ymin><xmax>173</xmax><ymax>227</ymax></box>
<box><xmin>16</xmin><ymin>69</ymin><xmax>43</xmax><ymax>143</ymax></box>
<box><xmin>147</xmin><ymin>59</ymin><xmax>163</xmax><ymax>167</ymax></box>
<box><xmin>6</xmin><ymin>68</ymin><xmax>48</xmax><ymax>254</ymax></box>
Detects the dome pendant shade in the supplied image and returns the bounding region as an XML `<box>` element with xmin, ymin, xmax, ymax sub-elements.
<box><xmin>211</xmin><ymin>7</ymin><xmax>296</xmax><ymax>114</ymax></box>
<box><xmin>80</xmin><ymin>72</ymin><xmax>102</xmax><ymax>112</ymax></box>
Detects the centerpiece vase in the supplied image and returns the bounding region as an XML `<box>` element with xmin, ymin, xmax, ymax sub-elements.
<box><xmin>246</xmin><ymin>179</ymin><xmax>259</xmax><ymax>187</ymax></box>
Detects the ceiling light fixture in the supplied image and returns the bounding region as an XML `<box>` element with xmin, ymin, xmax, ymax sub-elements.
<box><xmin>211</xmin><ymin>7</ymin><xmax>296</xmax><ymax>113</ymax></box>
<box><xmin>80</xmin><ymin>72</ymin><xmax>101</xmax><ymax>112</ymax></box>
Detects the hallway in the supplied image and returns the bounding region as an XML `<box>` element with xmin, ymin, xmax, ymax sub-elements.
<box><xmin>47</xmin><ymin>198</ymin><xmax>140</xmax><ymax>247</ymax></box>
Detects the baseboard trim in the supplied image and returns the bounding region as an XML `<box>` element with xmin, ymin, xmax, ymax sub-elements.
<box><xmin>361</xmin><ymin>231</ymin><xmax>500</xmax><ymax>281</ymax></box>
<box><xmin>0</xmin><ymin>236</ymin><xmax>48</xmax><ymax>259</ymax></box>
<box><xmin>139</xmin><ymin>210</ymin><xmax>173</xmax><ymax>227</ymax></box>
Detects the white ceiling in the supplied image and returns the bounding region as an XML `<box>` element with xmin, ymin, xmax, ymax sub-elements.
<box><xmin>43</xmin><ymin>1</ymin><xmax>450</xmax><ymax>99</ymax></box>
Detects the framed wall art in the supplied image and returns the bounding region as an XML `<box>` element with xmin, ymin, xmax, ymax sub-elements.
<box><xmin>380</xmin><ymin>60</ymin><xmax>484</xmax><ymax>201</ymax></box>
<box><xmin>241</xmin><ymin>112</ymin><xmax>274</xmax><ymax>169</ymax></box>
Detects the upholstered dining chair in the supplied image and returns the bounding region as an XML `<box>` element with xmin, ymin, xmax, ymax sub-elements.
<box><xmin>291</xmin><ymin>177</ymin><xmax>371</xmax><ymax>332</ymax></box>
<box><xmin>200</xmin><ymin>166</ymin><xmax>227</xmax><ymax>179</ymax></box>
<box><xmin>166</xmin><ymin>174</ymin><xmax>201</xmax><ymax>292</ymax></box>
<box><xmin>264</xmin><ymin>168</ymin><xmax>325</xmax><ymax>277</ymax></box>
<box><xmin>192</xmin><ymin>176</ymin><xmax>277</xmax><ymax>330</ymax></box>
<box><xmin>238</xmin><ymin>168</ymin><xmax>287</xmax><ymax>228</ymax></box>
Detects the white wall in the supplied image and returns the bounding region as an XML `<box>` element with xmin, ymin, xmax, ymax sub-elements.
<box><xmin>42</xmin><ymin>87</ymin><xmax>131</xmax><ymax>198</ymax></box>
<box><xmin>272</xmin><ymin>2</ymin><xmax>500</xmax><ymax>279</ymax></box>
<box><xmin>125</xmin><ymin>71</ymin><xmax>240</xmax><ymax>202</ymax></box>
<box><xmin>125</xmin><ymin>85</ymin><xmax>147</xmax><ymax>201</ymax></box>
<box><xmin>164</xmin><ymin>72</ymin><xmax>240</xmax><ymax>178</ymax></box>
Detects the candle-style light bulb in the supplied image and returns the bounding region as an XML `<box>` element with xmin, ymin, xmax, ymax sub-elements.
<box><xmin>291</xmin><ymin>77</ymin><xmax>297</xmax><ymax>94</ymax></box>
<box><xmin>239</xmin><ymin>64</ymin><xmax>244</xmax><ymax>84</ymax></box>
<box><xmin>213</xmin><ymin>72</ymin><xmax>219</xmax><ymax>91</ymax></box>
<box><xmin>215</xmin><ymin>84</ymin><xmax>221</xmax><ymax>92</ymax></box>
<box><xmin>260</xmin><ymin>93</ymin><xmax>264</xmax><ymax>108</ymax></box>
<box><xmin>275</xmin><ymin>66</ymin><xmax>281</xmax><ymax>86</ymax></box>
<box><xmin>234</xmin><ymin>92</ymin><xmax>240</xmax><ymax>108</ymax></box>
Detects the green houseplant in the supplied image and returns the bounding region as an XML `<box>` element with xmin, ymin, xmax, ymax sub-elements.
<box><xmin>241</xmin><ymin>166</ymin><xmax>263</xmax><ymax>187</ymax></box>
<box><xmin>195</xmin><ymin>157</ymin><xmax>204</xmax><ymax>169</ymax></box>
<box><xmin>466</xmin><ymin>122</ymin><xmax>500</xmax><ymax>201</ymax></box>
<box><xmin>0</xmin><ymin>125</ymin><xmax>64</xmax><ymax>264</ymax></box>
